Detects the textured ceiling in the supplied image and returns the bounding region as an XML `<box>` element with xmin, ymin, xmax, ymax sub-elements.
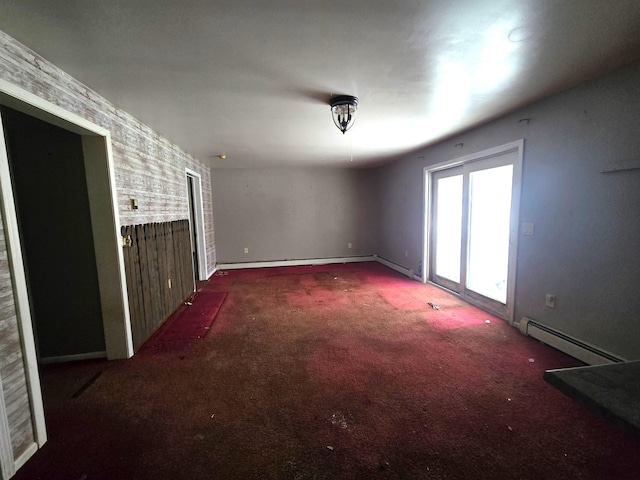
<box><xmin>2</xmin><ymin>0</ymin><xmax>640</xmax><ymax>168</ymax></box>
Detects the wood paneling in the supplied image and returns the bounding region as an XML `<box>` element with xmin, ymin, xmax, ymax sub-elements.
<box><xmin>122</xmin><ymin>220</ymin><xmax>194</xmax><ymax>349</ymax></box>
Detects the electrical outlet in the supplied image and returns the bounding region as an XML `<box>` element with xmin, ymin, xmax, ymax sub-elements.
<box><xmin>405</xmin><ymin>250</ymin><xmax>408</xmax><ymax>257</ymax></box>
<box><xmin>522</xmin><ymin>223</ymin><xmax>535</xmax><ymax>236</ymax></box>
<box><xmin>348</xmin><ymin>242</ymin><xmax>352</xmax><ymax>249</ymax></box>
<box><xmin>545</xmin><ymin>294</ymin><xmax>556</xmax><ymax>308</ymax></box>
<box><xmin>243</xmin><ymin>247</ymin><xmax>249</xmax><ymax>254</ymax></box>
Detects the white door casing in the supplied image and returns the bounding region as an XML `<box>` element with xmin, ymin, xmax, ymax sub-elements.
<box><xmin>0</xmin><ymin>79</ymin><xmax>134</xmax><ymax>476</ymax></box>
<box><xmin>185</xmin><ymin>168</ymin><xmax>208</xmax><ymax>282</ymax></box>
<box><xmin>423</xmin><ymin>140</ymin><xmax>523</xmax><ymax>323</ymax></box>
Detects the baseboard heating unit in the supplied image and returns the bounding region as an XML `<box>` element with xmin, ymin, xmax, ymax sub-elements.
<box><xmin>519</xmin><ymin>317</ymin><xmax>625</xmax><ymax>366</ymax></box>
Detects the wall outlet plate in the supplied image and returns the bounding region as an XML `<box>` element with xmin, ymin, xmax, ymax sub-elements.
<box><xmin>545</xmin><ymin>294</ymin><xmax>556</xmax><ymax>308</ymax></box>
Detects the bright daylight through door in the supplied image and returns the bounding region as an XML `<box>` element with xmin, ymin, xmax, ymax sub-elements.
<box><xmin>466</xmin><ymin>164</ymin><xmax>513</xmax><ymax>303</ymax></box>
<box><xmin>434</xmin><ymin>173</ymin><xmax>463</xmax><ymax>284</ymax></box>
<box><xmin>427</xmin><ymin>142</ymin><xmax>522</xmax><ymax>320</ymax></box>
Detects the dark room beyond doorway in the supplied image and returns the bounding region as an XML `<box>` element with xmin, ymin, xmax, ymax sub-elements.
<box><xmin>1</xmin><ymin>106</ymin><xmax>105</xmax><ymax>361</ymax></box>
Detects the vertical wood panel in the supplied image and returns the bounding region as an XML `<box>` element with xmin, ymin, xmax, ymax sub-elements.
<box><xmin>166</xmin><ymin>223</ymin><xmax>178</xmax><ymax>308</ymax></box>
<box><xmin>122</xmin><ymin>220</ymin><xmax>194</xmax><ymax>348</ymax></box>
<box><xmin>181</xmin><ymin>220</ymin><xmax>194</xmax><ymax>294</ymax></box>
<box><xmin>158</xmin><ymin>223</ymin><xmax>169</xmax><ymax>315</ymax></box>
<box><xmin>175</xmin><ymin>222</ymin><xmax>184</xmax><ymax>298</ymax></box>
<box><xmin>135</xmin><ymin>224</ymin><xmax>152</xmax><ymax>347</ymax></box>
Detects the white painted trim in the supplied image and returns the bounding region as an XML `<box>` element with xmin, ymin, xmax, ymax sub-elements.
<box><xmin>520</xmin><ymin>317</ymin><xmax>627</xmax><ymax>365</ymax></box>
<box><xmin>422</xmin><ymin>167</ymin><xmax>432</xmax><ymax>284</ymax></box>
<box><xmin>13</xmin><ymin>442</ymin><xmax>37</xmax><ymax>472</ymax></box>
<box><xmin>39</xmin><ymin>351</ymin><xmax>107</xmax><ymax>365</ymax></box>
<box><xmin>0</xmin><ymin>112</ymin><xmax>47</xmax><ymax>450</ymax></box>
<box><xmin>217</xmin><ymin>256</ymin><xmax>429</xmax><ymax>282</ymax></box>
<box><xmin>217</xmin><ymin>256</ymin><xmax>376</xmax><ymax>270</ymax></box>
<box><xmin>207</xmin><ymin>266</ymin><xmax>217</xmax><ymax>279</ymax></box>
<box><xmin>507</xmin><ymin>141</ymin><xmax>524</xmax><ymax>324</ymax></box>
<box><xmin>0</xmin><ymin>79</ymin><xmax>135</xmax><ymax>469</ymax></box>
<box><xmin>0</xmin><ymin>79</ymin><xmax>108</xmax><ymax>136</ymax></box>
<box><xmin>103</xmin><ymin>135</ymin><xmax>134</xmax><ymax>359</ymax></box>
<box><xmin>0</xmin><ymin>79</ymin><xmax>133</xmax><ymax>359</ymax></box>
<box><xmin>426</xmin><ymin>139</ymin><xmax>525</xmax><ymax>172</ymax></box>
<box><xmin>82</xmin><ymin>136</ymin><xmax>133</xmax><ymax>360</ymax></box>
<box><xmin>185</xmin><ymin>169</ymin><xmax>208</xmax><ymax>281</ymax></box>
<box><xmin>0</xmin><ymin>368</ymin><xmax>15</xmax><ymax>479</ymax></box>
<box><xmin>423</xmin><ymin>139</ymin><xmax>524</xmax><ymax>323</ymax></box>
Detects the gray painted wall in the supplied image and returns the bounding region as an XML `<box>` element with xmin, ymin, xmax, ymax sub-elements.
<box><xmin>374</xmin><ymin>60</ymin><xmax>640</xmax><ymax>361</ymax></box>
<box><xmin>211</xmin><ymin>168</ymin><xmax>376</xmax><ymax>263</ymax></box>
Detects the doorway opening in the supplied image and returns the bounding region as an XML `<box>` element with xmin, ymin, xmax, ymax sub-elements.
<box><xmin>0</xmin><ymin>80</ymin><xmax>133</xmax><ymax>473</ymax></box>
<box><xmin>186</xmin><ymin>169</ymin><xmax>207</xmax><ymax>283</ymax></box>
<box><xmin>424</xmin><ymin>140</ymin><xmax>523</xmax><ymax>321</ymax></box>
<box><xmin>1</xmin><ymin>106</ymin><xmax>106</xmax><ymax>362</ymax></box>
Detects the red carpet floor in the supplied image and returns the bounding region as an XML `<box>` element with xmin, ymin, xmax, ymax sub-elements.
<box><xmin>154</xmin><ymin>290</ymin><xmax>227</xmax><ymax>341</ymax></box>
<box><xmin>15</xmin><ymin>262</ymin><xmax>640</xmax><ymax>480</ymax></box>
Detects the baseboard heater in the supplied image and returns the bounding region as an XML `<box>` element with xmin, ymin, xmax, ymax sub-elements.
<box><xmin>519</xmin><ymin>317</ymin><xmax>624</xmax><ymax>365</ymax></box>
<box><xmin>375</xmin><ymin>255</ymin><xmax>423</xmax><ymax>281</ymax></box>
<box><xmin>217</xmin><ymin>255</ymin><xmax>376</xmax><ymax>270</ymax></box>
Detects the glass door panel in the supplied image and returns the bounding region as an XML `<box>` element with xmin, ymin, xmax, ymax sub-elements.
<box><xmin>434</xmin><ymin>174</ymin><xmax>463</xmax><ymax>283</ymax></box>
<box><xmin>428</xmin><ymin>144</ymin><xmax>520</xmax><ymax>320</ymax></box>
<box><xmin>466</xmin><ymin>165</ymin><xmax>513</xmax><ymax>303</ymax></box>
<box><xmin>430</xmin><ymin>167</ymin><xmax>463</xmax><ymax>293</ymax></box>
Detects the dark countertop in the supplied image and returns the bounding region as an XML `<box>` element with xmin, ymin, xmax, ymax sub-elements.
<box><xmin>544</xmin><ymin>360</ymin><xmax>640</xmax><ymax>436</ymax></box>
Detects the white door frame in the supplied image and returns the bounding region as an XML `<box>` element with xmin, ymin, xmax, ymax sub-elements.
<box><xmin>0</xmin><ymin>79</ymin><xmax>133</xmax><ymax>476</ymax></box>
<box><xmin>423</xmin><ymin>139</ymin><xmax>524</xmax><ymax>323</ymax></box>
<box><xmin>185</xmin><ymin>168</ymin><xmax>208</xmax><ymax>281</ymax></box>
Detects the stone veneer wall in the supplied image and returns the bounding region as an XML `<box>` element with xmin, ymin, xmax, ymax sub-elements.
<box><xmin>0</xmin><ymin>29</ymin><xmax>216</xmax><ymax>463</ymax></box>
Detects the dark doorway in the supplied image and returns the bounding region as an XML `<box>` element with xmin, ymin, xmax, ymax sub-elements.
<box><xmin>186</xmin><ymin>173</ymin><xmax>199</xmax><ymax>284</ymax></box>
<box><xmin>1</xmin><ymin>106</ymin><xmax>105</xmax><ymax>361</ymax></box>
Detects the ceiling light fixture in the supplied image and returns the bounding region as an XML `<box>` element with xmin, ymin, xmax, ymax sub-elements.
<box><xmin>330</xmin><ymin>95</ymin><xmax>359</xmax><ymax>134</ymax></box>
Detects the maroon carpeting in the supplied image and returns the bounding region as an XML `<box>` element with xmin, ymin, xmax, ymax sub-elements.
<box><xmin>14</xmin><ymin>262</ymin><xmax>640</xmax><ymax>480</ymax></box>
<box><xmin>154</xmin><ymin>291</ymin><xmax>227</xmax><ymax>341</ymax></box>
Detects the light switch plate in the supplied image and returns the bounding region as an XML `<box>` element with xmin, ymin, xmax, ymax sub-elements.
<box><xmin>522</xmin><ymin>223</ymin><xmax>534</xmax><ymax>236</ymax></box>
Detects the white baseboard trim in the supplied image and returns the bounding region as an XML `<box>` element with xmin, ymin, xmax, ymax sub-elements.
<box><xmin>217</xmin><ymin>256</ymin><xmax>376</xmax><ymax>270</ymax></box>
<box><xmin>39</xmin><ymin>351</ymin><xmax>107</xmax><ymax>365</ymax></box>
<box><xmin>519</xmin><ymin>317</ymin><xmax>627</xmax><ymax>365</ymax></box>
<box><xmin>215</xmin><ymin>255</ymin><xmax>425</xmax><ymax>282</ymax></box>
<box><xmin>14</xmin><ymin>441</ymin><xmax>38</xmax><ymax>472</ymax></box>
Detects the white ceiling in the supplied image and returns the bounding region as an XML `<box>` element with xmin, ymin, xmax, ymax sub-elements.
<box><xmin>2</xmin><ymin>1</ymin><xmax>640</xmax><ymax>168</ymax></box>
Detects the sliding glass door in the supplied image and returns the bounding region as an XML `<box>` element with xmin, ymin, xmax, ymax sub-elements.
<box><xmin>431</xmin><ymin>166</ymin><xmax>463</xmax><ymax>292</ymax></box>
<box><xmin>428</xmin><ymin>144</ymin><xmax>521</xmax><ymax>320</ymax></box>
